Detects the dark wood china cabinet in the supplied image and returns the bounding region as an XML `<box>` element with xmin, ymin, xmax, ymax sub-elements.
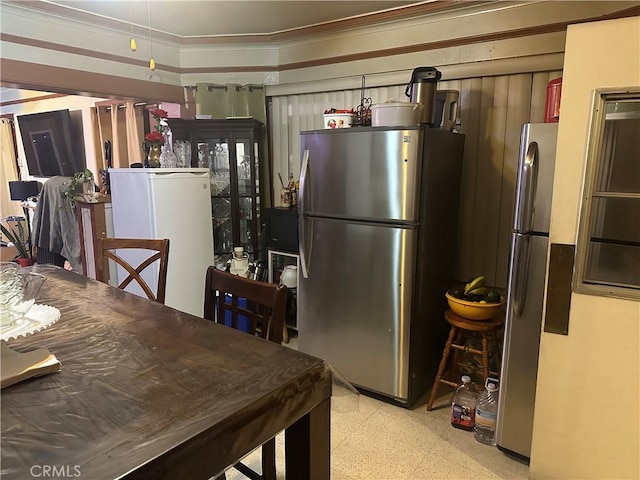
<box><xmin>169</xmin><ymin>118</ymin><xmax>264</xmax><ymax>260</ymax></box>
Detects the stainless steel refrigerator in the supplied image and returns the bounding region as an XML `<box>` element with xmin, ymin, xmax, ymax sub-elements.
<box><xmin>496</xmin><ymin>122</ymin><xmax>558</xmax><ymax>460</ymax></box>
<box><xmin>297</xmin><ymin>126</ymin><xmax>465</xmax><ymax>406</ymax></box>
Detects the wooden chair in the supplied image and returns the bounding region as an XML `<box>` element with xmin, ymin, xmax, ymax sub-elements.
<box><xmin>204</xmin><ymin>267</ymin><xmax>288</xmax><ymax>344</ymax></box>
<box><xmin>96</xmin><ymin>238</ymin><xmax>170</xmax><ymax>304</ymax></box>
<box><xmin>426</xmin><ymin>310</ymin><xmax>504</xmax><ymax>411</ymax></box>
<box><xmin>204</xmin><ymin>267</ymin><xmax>288</xmax><ymax>480</ymax></box>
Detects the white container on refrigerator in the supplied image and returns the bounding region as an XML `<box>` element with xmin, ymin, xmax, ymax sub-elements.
<box><xmin>108</xmin><ymin>168</ymin><xmax>214</xmax><ymax>316</ymax></box>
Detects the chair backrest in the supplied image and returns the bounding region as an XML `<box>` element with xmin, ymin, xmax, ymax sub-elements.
<box><xmin>96</xmin><ymin>237</ymin><xmax>170</xmax><ymax>304</ymax></box>
<box><xmin>204</xmin><ymin>266</ymin><xmax>287</xmax><ymax>344</ymax></box>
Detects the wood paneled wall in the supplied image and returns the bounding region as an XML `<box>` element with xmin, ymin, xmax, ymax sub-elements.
<box><xmin>453</xmin><ymin>71</ymin><xmax>562</xmax><ymax>287</ymax></box>
<box><xmin>269</xmin><ymin>70</ymin><xmax>563</xmax><ymax>288</ymax></box>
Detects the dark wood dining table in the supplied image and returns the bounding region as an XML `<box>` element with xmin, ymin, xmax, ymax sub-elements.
<box><xmin>1</xmin><ymin>266</ymin><xmax>331</xmax><ymax>479</ymax></box>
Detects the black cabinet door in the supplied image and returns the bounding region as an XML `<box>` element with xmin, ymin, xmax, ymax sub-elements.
<box><xmin>170</xmin><ymin>119</ymin><xmax>264</xmax><ymax>259</ymax></box>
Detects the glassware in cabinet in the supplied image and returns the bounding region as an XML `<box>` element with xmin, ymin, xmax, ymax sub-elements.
<box><xmin>169</xmin><ymin>118</ymin><xmax>265</xmax><ymax>260</ymax></box>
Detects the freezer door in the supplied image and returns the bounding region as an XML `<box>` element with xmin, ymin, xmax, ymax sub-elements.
<box><xmin>109</xmin><ymin>170</ymin><xmax>214</xmax><ymax>316</ymax></box>
<box><xmin>109</xmin><ymin>170</ymin><xmax>158</xmax><ymax>299</ymax></box>
<box><xmin>514</xmin><ymin>123</ymin><xmax>558</xmax><ymax>234</ymax></box>
<box><xmin>497</xmin><ymin>232</ymin><xmax>549</xmax><ymax>459</ymax></box>
<box><xmin>298</xmin><ymin>216</ymin><xmax>415</xmax><ymax>401</ymax></box>
<box><xmin>299</xmin><ymin>129</ymin><xmax>421</xmax><ymax>223</ymax></box>
<box><xmin>150</xmin><ymin>171</ymin><xmax>214</xmax><ymax>316</ymax></box>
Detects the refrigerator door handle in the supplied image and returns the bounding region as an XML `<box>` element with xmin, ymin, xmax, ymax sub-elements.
<box><xmin>512</xmin><ymin>234</ymin><xmax>532</xmax><ymax>317</ymax></box>
<box><xmin>299</xmin><ymin>216</ymin><xmax>313</xmax><ymax>279</ymax></box>
<box><xmin>518</xmin><ymin>141</ymin><xmax>539</xmax><ymax>233</ymax></box>
<box><xmin>299</xmin><ymin>149</ymin><xmax>310</xmax><ymax>278</ymax></box>
<box><xmin>299</xmin><ymin>149</ymin><xmax>310</xmax><ymax>217</ymax></box>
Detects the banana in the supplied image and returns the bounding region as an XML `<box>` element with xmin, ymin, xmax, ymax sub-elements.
<box><xmin>468</xmin><ymin>286</ymin><xmax>490</xmax><ymax>296</ymax></box>
<box><xmin>464</xmin><ymin>275</ymin><xmax>486</xmax><ymax>295</ymax></box>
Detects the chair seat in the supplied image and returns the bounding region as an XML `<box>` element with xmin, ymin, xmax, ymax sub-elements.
<box><xmin>445</xmin><ymin>310</ymin><xmax>504</xmax><ymax>331</ymax></box>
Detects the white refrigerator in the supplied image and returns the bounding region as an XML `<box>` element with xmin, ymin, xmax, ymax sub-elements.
<box><xmin>108</xmin><ymin>168</ymin><xmax>214</xmax><ymax>316</ymax></box>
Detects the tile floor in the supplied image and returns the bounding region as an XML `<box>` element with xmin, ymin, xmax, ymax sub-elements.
<box><xmin>225</xmin><ymin>335</ymin><xmax>529</xmax><ymax>480</ymax></box>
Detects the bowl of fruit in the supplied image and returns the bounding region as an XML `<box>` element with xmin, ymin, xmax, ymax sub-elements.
<box><xmin>446</xmin><ymin>275</ymin><xmax>505</xmax><ymax>321</ymax></box>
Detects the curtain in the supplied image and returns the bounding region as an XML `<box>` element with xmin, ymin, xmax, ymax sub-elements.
<box><xmin>195</xmin><ymin>83</ymin><xmax>271</xmax><ymax>206</ymax></box>
<box><xmin>195</xmin><ymin>83</ymin><xmax>267</xmax><ymax>122</ymax></box>
<box><xmin>89</xmin><ymin>107</ymin><xmax>103</xmax><ymax>173</ymax></box>
<box><xmin>0</xmin><ymin>118</ymin><xmax>23</xmax><ymax>218</ymax></box>
<box><xmin>110</xmin><ymin>106</ymin><xmax>125</xmax><ymax>168</ymax></box>
<box><xmin>93</xmin><ymin>102</ymin><xmax>145</xmax><ymax>169</ymax></box>
<box><xmin>94</xmin><ymin>107</ymin><xmax>108</xmax><ymax>172</ymax></box>
<box><xmin>125</xmin><ymin>101</ymin><xmax>144</xmax><ymax>166</ymax></box>
<box><xmin>196</xmin><ymin>84</ymin><xmax>230</xmax><ymax>117</ymax></box>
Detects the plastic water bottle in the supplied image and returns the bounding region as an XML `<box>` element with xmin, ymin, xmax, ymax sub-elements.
<box><xmin>474</xmin><ymin>382</ymin><xmax>498</xmax><ymax>445</ymax></box>
<box><xmin>451</xmin><ymin>375</ymin><xmax>477</xmax><ymax>431</ymax></box>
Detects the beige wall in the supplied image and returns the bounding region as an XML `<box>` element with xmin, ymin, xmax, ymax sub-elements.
<box><xmin>530</xmin><ymin>16</ymin><xmax>640</xmax><ymax>479</ymax></box>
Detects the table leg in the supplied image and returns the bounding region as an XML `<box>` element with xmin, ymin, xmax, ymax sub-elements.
<box><xmin>285</xmin><ymin>398</ymin><xmax>330</xmax><ymax>480</ymax></box>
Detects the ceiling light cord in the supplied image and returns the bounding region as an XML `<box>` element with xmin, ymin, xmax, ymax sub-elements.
<box><xmin>129</xmin><ymin>1</ymin><xmax>137</xmax><ymax>51</ymax></box>
<box><xmin>147</xmin><ymin>0</ymin><xmax>155</xmax><ymax>71</ymax></box>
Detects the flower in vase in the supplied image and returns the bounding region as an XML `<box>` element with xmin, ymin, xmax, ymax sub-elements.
<box><xmin>150</xmin><ymin>108</ymin><xmax>168</xmax><ymax>124</ymax></box>
<box><xmin>144</xmin><ymin>130</ymin><xmax>165</xmax><ymax>146</ymax></box>
<box><xmin>148</xmin><ymin>107</ymin><xmax>170</xmax><ymax>136</ymax></box>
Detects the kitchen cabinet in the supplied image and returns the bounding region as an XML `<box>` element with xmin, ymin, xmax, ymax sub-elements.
<box><xmin>169</xmin><ymin>118</ymin><xmax>264</xmax><ymax>260</ymax></box>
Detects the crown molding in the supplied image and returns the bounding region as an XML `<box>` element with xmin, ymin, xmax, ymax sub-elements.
<box><xmin>3</xmin><ymin>4</ymin><xmax>638</xmax><ymax>76</ymax></box>
<box><xmin>180</xmin><ymin>1</ymin><xmax>490</xmax><ymax>45</ymax></box>
<box><xmin>3</xmin><ymin>0</ymin><xmax>489</xmax><ymax>46</ymax></box>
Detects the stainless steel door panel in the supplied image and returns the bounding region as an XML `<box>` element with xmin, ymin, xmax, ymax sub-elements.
<box><xmin>298</xmin><ymin>217</ymin><xmax>415</xmax><ymax>400</ymax></box>
<box><xmin>514</xmin><ymin>123</ymin><xmax>558</xmax><ymax>233</ymax></box>
<box><xmin>497</xmin><ymin>232</ymin><xmax>549</xmax><ymax>458</ymax></box>
<box><xmin>300</xmin><ymin>129</ymin><xmax>421</xmax><ymax>222</ymax></box>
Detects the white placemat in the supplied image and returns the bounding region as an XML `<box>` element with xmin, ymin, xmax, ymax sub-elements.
<box><xmin>1</xmin><ymin>304</ymin><xmax>61</xmax><ymax>341</ymax></box>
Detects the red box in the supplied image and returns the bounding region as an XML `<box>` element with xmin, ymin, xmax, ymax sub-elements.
<box><xmin>545</xmin><ymin>77</ymin><xmax>562</xmax><ymax>123</ymax></box>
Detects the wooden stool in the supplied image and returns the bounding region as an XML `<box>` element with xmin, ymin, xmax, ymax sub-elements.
<box><xmin>426</xmin><ymin>310</ymin><xmax>504</xmax><ymax>411</ymax></box>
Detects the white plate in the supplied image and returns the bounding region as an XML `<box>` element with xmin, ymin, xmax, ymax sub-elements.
<box><xmin>1</xmin><ymin>304</ymin><xmax>61</xmax><ymax>341</ymax></box>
